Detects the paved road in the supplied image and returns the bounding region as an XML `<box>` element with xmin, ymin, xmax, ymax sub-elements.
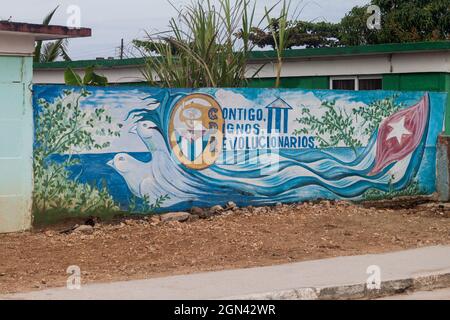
<box><xmin>3</xmin><ymin>246</ymin><xmax>450</xmax><ymax>300</ymax></box>
<box><xmin>380</xmin><ymin>288</ymin><xmax>450</xmax><ymax>300</ymax></box>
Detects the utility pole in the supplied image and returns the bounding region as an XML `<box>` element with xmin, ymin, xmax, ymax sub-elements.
<box><xmin>120</xmin><ymin>38</ymin><xmax>124</xmax><ymax>60</ymax></box>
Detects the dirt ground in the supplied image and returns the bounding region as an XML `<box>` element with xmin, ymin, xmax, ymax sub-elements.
<box><xmin>1</xmin><ymin>199</ymin><xmax>450</xmax><ymax>294</ymax></box>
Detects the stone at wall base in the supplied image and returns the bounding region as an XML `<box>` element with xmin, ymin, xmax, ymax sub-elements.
<box><xmin>160</xmin><ymin>212</ymin><xmax>191</xmax><ymax>223</ymax></box>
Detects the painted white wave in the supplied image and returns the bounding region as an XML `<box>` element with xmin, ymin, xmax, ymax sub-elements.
<box><xmin>108</xmin><ymin>119</ymin><xmax>415</xmax><ymax>208</ymax></box>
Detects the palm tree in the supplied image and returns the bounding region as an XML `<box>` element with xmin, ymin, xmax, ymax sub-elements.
<box><xmin>34</xmin><ymin>6</ymin><xmax>71</xmax><ymax>63</ymax></box>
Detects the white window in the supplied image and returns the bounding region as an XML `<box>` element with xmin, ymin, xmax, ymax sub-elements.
<box><xmin>330</xmin><ymin>76</ymin><xmax>382</xmax><ymax>91</ymax></box>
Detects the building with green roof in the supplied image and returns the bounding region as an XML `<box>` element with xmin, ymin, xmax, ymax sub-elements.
<box><xmin>34</xmin><ymin>41</ymin><xmax>450</xmax><ymax>132</ymax></box>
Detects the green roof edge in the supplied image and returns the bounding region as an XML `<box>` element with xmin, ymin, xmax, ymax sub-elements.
<box><xmin>34</xmin><ymin>57</ymin><xmax>146</xmax><ymax>70</ymax></box>
<box><xmin>34</xmin><ymin>41</ymin><xmax>450</xmax><ymax>70</ymax></box>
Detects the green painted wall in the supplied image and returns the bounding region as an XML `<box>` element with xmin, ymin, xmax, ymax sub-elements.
<box><xmin>382</xmin><ymin>73</ymin><xmax>448</xmax><ymax>91</ymax></box>
<box><xmin>383</xmin><ymin>73</ymin><xmax>450</xmax><ymax>134</ymax></box>
<box><xmin>248</xmin><ymin>76</ymin><xmax>329</xmax><ymax>89</ymax></box>
<box><xmin>0</xmin><ymin>56</ymin><xmax>33</xmax><ymax>233</ymax></box>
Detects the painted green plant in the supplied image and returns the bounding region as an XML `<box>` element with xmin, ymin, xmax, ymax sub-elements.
<box><xmin>294</xmin><ymin>95</ymin><xmax>403</xmax><ymax>154</ymax></box>
<box><xmin>294</xmin><ymin>100</ymin><xmax>363</xmax><ymax>153</ymax></box>
<box><xmin>128</xmin><ymin>194</ymin><xmax>171</xmax><ymax>214</ymax></box>
<box><xmin>148</xmin><ymin>194</ymin><xmax>171</xmax><ymax>212</ymax></box>
<box><xmin>362</xmin><ymin>178</ymin><xmax>422</xmax><ymax>201</ymax></box>
<box><xmin>33</xmin><ymin>89</ymin><xmax>121</xmax><ymax>215</ymax></box>
<box><xmin>352</xmin><ymin>95</ymin><xmax>403</xmax><ymax>136</ymax></box>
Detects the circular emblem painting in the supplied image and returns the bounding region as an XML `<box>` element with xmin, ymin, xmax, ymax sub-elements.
<box><xmin>169</xmin><ymin>93</ymin><xmax>224</xmax><ymax>170</ymax></box>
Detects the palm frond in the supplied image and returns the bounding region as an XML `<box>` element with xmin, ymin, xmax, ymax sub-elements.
<box><xmin>39</xmin><ymin>39</ymin><xmax>70</xmax><ymax>63</ymax></box>
<box><xmin>42</xmin><ymin>6</ymin><xmax>59</xmax><ymax>26</ymax></box>
<box><xmin>35</xmin><ymin>6</ymin><xmax>71</xmax><ymax>63</ymax></box>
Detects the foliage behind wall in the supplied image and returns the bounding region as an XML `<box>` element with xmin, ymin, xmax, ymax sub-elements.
<box><xmin>247</xmin><ymin>0</ymin><xmax>449</xmax><ymax>49</ymax></box>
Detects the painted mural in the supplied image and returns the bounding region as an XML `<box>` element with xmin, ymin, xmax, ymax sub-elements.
<box><xmin>32</xmin><ymin>86</ymin><xmax>447</xmax><ymax>219</ymax></box>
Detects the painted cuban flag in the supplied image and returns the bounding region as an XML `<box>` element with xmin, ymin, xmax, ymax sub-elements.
<box><xmin>370</xmin><ymin>94</ymin><xmax>429</xmax><ymax>175</ymax></box>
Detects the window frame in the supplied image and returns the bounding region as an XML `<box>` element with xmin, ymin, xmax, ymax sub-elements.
<box><xmin>330</xmin><ymin>75</ymin><xmax>382</xmax><ymax>91</ymax></box>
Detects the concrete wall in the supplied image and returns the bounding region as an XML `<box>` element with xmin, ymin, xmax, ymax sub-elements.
<box><xmin>0</xmin><ymin>56</ymin><xmax>33</xmax><ymax>232</ymax></box>
<box><xmin>253</xmin><ymin>51</ymin><xmax>450</xmax><ymax>78</ymax></box>
<box><xmin>0</xmin><ymin>33</ymin><xmax>35</xmax><ymax>56</ymax></box>
<box><xmin>36</xmin><ymin>65</ymin><xmax>146</xmax><ymax>85</ymax></box>
<box><xmin>32</xmin><ymin>86</ymin><xmax>446</xmax><ymax>224</ymax></box>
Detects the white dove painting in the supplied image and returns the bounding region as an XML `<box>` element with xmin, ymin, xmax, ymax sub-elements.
<box><xmin>107</xmin><ymin>153</ymin><xmax>152</xmax><ymax>198</ymax></box>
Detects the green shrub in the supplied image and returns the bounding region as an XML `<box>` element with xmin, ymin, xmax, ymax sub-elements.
<box><xmin>34</xmin><ymin>89</ymin><xmax>121</xmax><ymax>215</ymax></box>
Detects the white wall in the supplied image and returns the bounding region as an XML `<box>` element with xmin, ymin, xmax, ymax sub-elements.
<box><xmin>252</xmin><ymin>51</ymin><xmax>450</xmax><ymax>78</ymax></box>
<box><xmin>35</xmin><ymin>66</ymin><xmax>146</xmax><ymax>84</ymax></box>
<box><xmin>0</xmin><ymin>32</ymin><xmax>35</xmax><ymax>56</ymax></box>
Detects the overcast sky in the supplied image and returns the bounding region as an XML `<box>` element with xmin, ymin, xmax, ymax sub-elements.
<box><xmin>2</xmin><ymin>0</ymin><xmax>370</xmax><ymax>60</ymax></box>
